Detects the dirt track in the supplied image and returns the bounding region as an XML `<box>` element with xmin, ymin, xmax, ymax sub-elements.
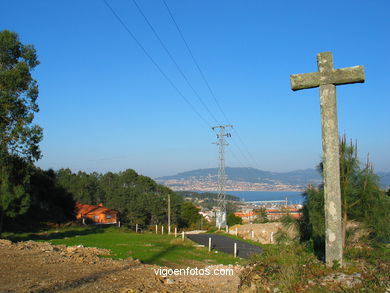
<box><xmin>0</xmin><ymin>239</ymin><xmax>243</xmax><ymax>293</ymax></box>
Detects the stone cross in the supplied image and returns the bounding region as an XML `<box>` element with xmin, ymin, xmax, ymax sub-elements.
<box><xmin>290</xmin><ymin>52</ymin><xmax>364</xmax><ymax>266</ymax></box>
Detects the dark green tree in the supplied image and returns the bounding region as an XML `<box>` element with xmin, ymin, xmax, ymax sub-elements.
<box><xmin>253</xmin><ymin>207</ymin><xmax>268</xmax><ymax>223</ymax></box>
<box><xmin>0</xmin><ymin>154</ymin><xmax>31</xmax><ymax>231</ymax></box>
<box><xmin>179</xmin><ymin>201</ymin><xmax>201</xmax><ymax>228</ymax></box>
<box><xmin>29</xmin><ymin>168</ymin><xmax>75</xmax><ymax>223</ymax></box>
<box><xmin>0</xmin><ymin>30</ymin><xmax>42</xmax><ymax>232</ymax></box>
<box><xmin>0</xmin><ymin>30</ymin><xmax>42</xmax><ymax>160</ymax></box>
<box><xmin>227</xmin><ymin>213</ymin><xmax>242</xmax><ymax>226</ymax></box>
<box><xmin>301</xmin><ymin>136</ymin><xmax>390</xmax><ymax>255</ymax></box>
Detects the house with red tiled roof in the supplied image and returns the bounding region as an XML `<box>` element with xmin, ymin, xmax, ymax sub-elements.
<box><xmin>75</xmin><ymin>203</ymin><xmax>118</xmax><ymax>225</ymax></box>
<box><xmin>234</xmin><ymin>211</ymin><xmax>259</xmax><ymax>223</ymax></box>
<box><xmin>235</xmin><ymin>207</ymin><xmax>303</xmax><ymax>222</ymax></box>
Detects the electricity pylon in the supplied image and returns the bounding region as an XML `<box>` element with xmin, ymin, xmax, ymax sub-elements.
<box><xmin>212</xmin><ymin>125</ymin><xmax>232</xmax><ymax>228</ymax></box>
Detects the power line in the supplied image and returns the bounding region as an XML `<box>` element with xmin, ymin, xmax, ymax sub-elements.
<box><xmin>131</xmin><ymin>0</ymin><xmax>253</xmax><ymax>169</ymax></box>
<box><xmin>211</xmin><ymin>127</ymin><xmax>249</xmax><ymax>168</ymax></box>
<box><xmin>161</xmin><ymin>0</ymin><xmax>229</xmax><ymax>123</ymax></box>
<box><xmin>103</xmin><ymin>0</ymin><xmax>211</xmax><ymax>128</ymax></box>
<box><xmin>105</xmin><ymin>0</ymin><xmax>259</xmax><ymax>170</ymax></box>
<box><xmin>212</xmin><ymin>125</ymin><xmax>232</xmax><ymax>228</ymax></box>
<box><xmin>161</xmin><ymin>0</ymin><xmax>262</xmax><ymax>169</ymax></box>
<box><xmin>230</xmin><ymin>136</ymin><xmax>253</xmax><ymax>166</ymax></box>
<box><xmin>131</xmin><ymin>0</ymin><xmax>220</xmax><ymax>126</ymax></box>
<box><xmin>226</xmin><ymin>148</ymin><xmax>247</xmax><ymax>168</ymax></box>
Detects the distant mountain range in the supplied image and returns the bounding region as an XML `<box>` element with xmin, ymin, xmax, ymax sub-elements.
<box><xmin>156</xmin><ymin>167</ymin><xmax>390</xmax><ymax>191</ymax></box>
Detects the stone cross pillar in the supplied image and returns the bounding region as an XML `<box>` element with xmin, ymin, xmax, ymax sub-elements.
<box><xmin>290</xmin><ymin>52</ymin><xmax>364</xmax><ymax>266</ymax></box>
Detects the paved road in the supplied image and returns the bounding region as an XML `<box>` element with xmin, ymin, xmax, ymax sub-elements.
<box><xmin>186</xmin><ymin>234</ymin><xmax>262</xmax><ymax>259</ymax></box>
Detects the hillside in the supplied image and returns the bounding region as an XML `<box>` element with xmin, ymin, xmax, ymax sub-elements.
<box><xmin>157</xmin><ymin>167</ymin><xmax>390</xmax><ymax>191</ymax></box>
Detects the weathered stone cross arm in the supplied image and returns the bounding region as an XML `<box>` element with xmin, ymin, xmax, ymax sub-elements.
<box><xmin>290</xmin><ymin>52</ymin><xmax>365</xmax><ymax>91</ymax></box>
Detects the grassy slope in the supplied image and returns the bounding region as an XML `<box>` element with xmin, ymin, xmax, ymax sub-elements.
<box><xmin>2</xmin><ymin>226</ymin><xmax>247</xmax><ymax>268</ymax></box>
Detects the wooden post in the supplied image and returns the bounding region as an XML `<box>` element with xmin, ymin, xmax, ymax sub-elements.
<box><xmin>226</xmin><ymin>225</ymin><xmax>229</xmax><ymax>233</ymax></box>
<box><xmin>234</xmin><ymin>243</ymin><xmax>237</xmax><ymax>258</ymax></box>
<box><xmin>168</xmin><ymin>194</ymin><xmax>171</xmax><ymax>235</ymax></box>
<box><xmin>155</xmin><ymin>224</ymin><xmax>158</xmax><ymax>234</ymax></box>
<box><xmin>208</xmin><ymin>237</ymin><xmax>212</xmax><ymax>252</ymax></box>
<box><xmin>291</xmin><ymin>52</ymin><xmax>365</xmax><ymax>267</ymax></box>
<box><xmin>251</xmin><ymin>230</ymin><xmax>254</xmax><ymax>240</ymax></box>
<box><xmin>161</xmin><ymin>225</ymin><xmax>164</xmax><ymax>234</ymax></box>
<box><xmin>135</xmin><ymin>223</ymin><xmax>138</xmax><ymax>233</ymax></box>
<box><xmin>235</xmin><ymin>227</ymin><xmax>238</xmax><ymax>236</ymax></box>
<box><xmin>182</xmin><ymin>231</ymin><xmax>185</xmax><ymax>241</ymax></box>
<box><xmin>174</xmin><ymin>227</ymin><xmax>177</xmax><ymax>237</ymax></box>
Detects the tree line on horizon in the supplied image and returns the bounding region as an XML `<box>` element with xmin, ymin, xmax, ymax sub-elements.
<box><xmin>0</xmin><ymin>30</ymin><xmax>203</xmax><ymax>233</ymax></box>
<box><xmin>1</xmin><ymin>29</ymin><xmax>389</xmax><ymax>242</ymax></box>
<box><xmin>55</xmin><ymin>168</ymin><xmax>202</xmax><ymax>229</ymax></box>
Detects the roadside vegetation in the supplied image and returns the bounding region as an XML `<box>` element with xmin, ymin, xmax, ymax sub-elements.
<box><xmin>239</xmin><ymin>136</ymin><xmax>390</xmax><ymax>292</ymax></box>
<box><xmin>240</xmin><ymin>242</ymin><xmax>389</xmax><ymax>292</ymax></box>
<box><xmin>1</xmin><ymin>30</ymin><xmax>389</xmax><ymax>292</ymax></box>
<box><xmin>2</xmin><ymin>225</ymin><xmax>248</xmax><ymax>268</ymax></box>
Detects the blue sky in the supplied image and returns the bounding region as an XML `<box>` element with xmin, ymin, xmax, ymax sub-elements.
<box><xmin>2</xmin><ymin>0</ymin><xmax>389</xmax><ymax>178</ymax></box>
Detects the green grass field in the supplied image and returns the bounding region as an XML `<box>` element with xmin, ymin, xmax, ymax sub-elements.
<box><xmin>2</xmin><ymin>225</ymin><xmax>248</xmax><ymax>267</ymax></box>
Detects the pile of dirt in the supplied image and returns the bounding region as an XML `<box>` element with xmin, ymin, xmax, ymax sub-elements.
<box><xmin>0</xmin><ymin>239</ymin><xmax>243</xmax><ymax>293</ymax></box>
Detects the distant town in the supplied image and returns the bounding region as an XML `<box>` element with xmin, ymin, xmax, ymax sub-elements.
<box><xmin>157</xmin><ymin>178</ymin><xmax>305</xmax><ymax>192</ymax></box>
<box><xmin>156</xmin><ymin>167</ymin><xmax>390</xmax><ymax>192</ymax></box>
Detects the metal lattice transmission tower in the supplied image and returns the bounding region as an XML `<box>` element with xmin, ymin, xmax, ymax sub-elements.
<box><xmin>212</xmin><ymin>125</ymin><xmax>232</xmax><ymax>228</ymax></box>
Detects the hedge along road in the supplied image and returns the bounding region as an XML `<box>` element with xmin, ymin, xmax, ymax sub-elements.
<box><xmin>186</xmin><ymin>234</ymin><xmax>262</xmax><ymax>259</ymax></box>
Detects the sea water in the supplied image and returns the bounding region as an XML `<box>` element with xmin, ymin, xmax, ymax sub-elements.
<box><xmin>226</xmin><ymin>191</ymin><xmax>305</xmax><ymax>204</ymax></box>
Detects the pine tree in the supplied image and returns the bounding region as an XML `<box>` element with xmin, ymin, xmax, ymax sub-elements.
<box><xmin>301</xmin><ymin>136</ymin><xmax>390</xmax><ymax>254</ymax></box>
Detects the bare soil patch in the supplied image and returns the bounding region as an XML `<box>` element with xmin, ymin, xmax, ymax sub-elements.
<box><xmin>0</xmin><ymin>239</ymin><xmax>243</xmax><ymax>293</ymax></box>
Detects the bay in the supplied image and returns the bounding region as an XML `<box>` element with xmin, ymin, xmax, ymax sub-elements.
<box><xmin>225</xmin><ymin>191</ymin><xmax>305</xmax><ymax>204</ymax></box>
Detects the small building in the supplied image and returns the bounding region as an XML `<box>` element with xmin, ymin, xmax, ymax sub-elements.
<box><xmin>234</xmin><ymin>211</ymin><xmax>259</xmax><ymax>223</ymax></box>
<box><xmin>266</xmin><ymin>206</ymin><xmax>303</xmax><ymax>220</ymax></box>
<box><xmin>75</xmin><ymin>203</ymin><xmax>118</xmax><ymax>225</ymax></box>
<box><xmin>199</xmin><ymin>210</ymin><xmax>214</xmax><ymax>222</ymax></box>
<box><xmin>235</xmin><ymin>206</ymin><xmax>303</xmax><ymax>222</ymax></box>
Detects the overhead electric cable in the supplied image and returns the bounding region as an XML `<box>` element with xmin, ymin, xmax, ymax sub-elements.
<box><xmin>162</xmin><ymin>0</ymin><xmax>261</xmax><ymax>168</ymax></box>
<box><xmin>227</xmin><ymin>148</ymin><xmax>246</xmax><ymax>168</ymax></box>
<box><xmin>104</xmin><ymin>0</ymin><xmax>251</xmax><ymax>169</ymax></box>
<box><xmin>131</xmin><ymin>0</ymin><xmax>220</xmax><ymax>126</ymax></box>
<box><xmin>230</xmin><ymin>136</ymin><xmax>253</xmax><ymax>165</ymax></box>
<box><xmin>131</xmin><ymin>0</ymin><xmax>256</xmax><ymax>168</ymax></box>
<box><xmin>103</xmin><ymin>0</ymin><xmax>211</xmax><ymax>128</ymax></box>
<box><xmin>161</xmin><ymin>0</ymin><xmax>228</xmax><ymax>122</ymax></box>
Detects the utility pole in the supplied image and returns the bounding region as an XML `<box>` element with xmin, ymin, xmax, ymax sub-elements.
<box><xmin>168</xmin><ymin>193</ymin><xmax>171</xmax><ymax>234</ymax></box>
<box><xmin>212</xmin><ymin>125</ymin><xmax>232</xmax><ymax>228</ymax></box>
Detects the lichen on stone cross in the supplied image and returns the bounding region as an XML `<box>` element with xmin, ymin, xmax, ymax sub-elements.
<box><xmin>290</xmin><ymin>52</ymin><xmax>364</xmax><ymax>267</ymax></box>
